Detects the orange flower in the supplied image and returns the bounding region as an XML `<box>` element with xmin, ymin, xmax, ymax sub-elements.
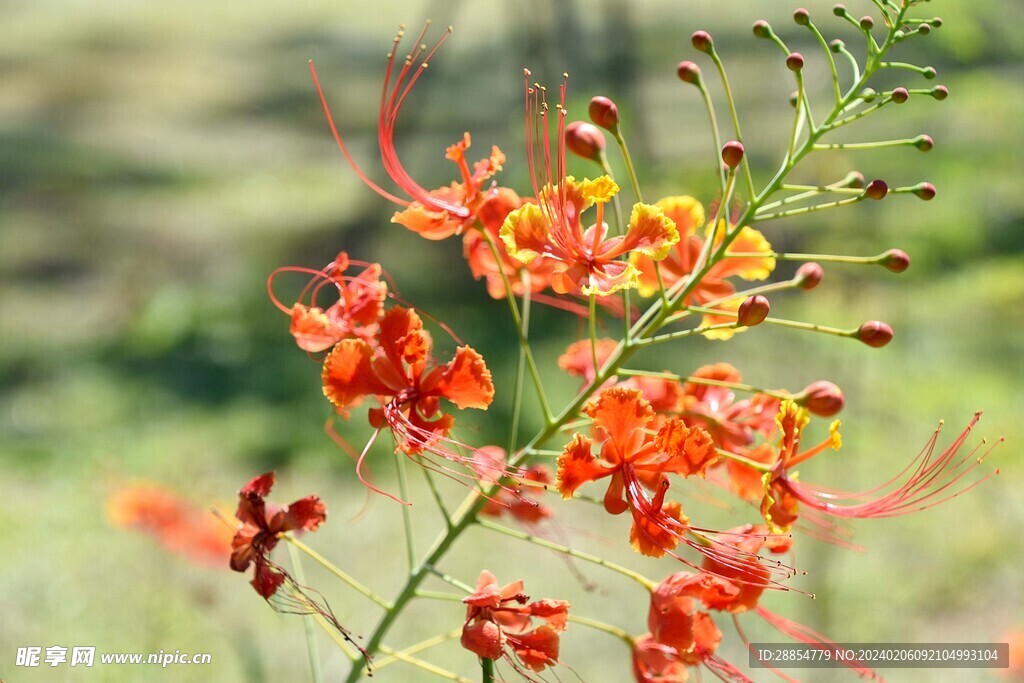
<box><xmin>557</xmin><ymin>338</ymin><xmax>619</xmax><ymax>385</ymax></box>
<box><xmin>269</xmin><ymin>252</ymin><xmax>388</xmax><ymax>353</ymax></box>
<box><xmin>631</xmin><ymin>635</ymin><xmax>689</xmax><ymax>683</ymax></box>
<box><xmin>229</xmin><ymin>472</ymin><xmax>326</xmax><ymax>598</ymax></box>
<box><xmin>463</xmin><ymin>187</ymin><xmax>557</xmax><ymax>298</ymax></box>
<box><xmin>461</xmin><ymin>570</ymin><xmax>569</xmax><ymax>673</ymax></box>
<box><xmin>310</xmin><ymin>25</ymin><xmax>510</xmax><ymax>241</ymax></box>
<box><xmin>699</xmin><ymin>525</ymin><xmax>794</xmax><ymax>614</ymax></box>
<box><xmin>632</xmin><ymin>196</ymin><xmax>775</xmax><ymax>339</ymax></box>
<box><xmin>107</xmin><ymin>484</ymin><xmax>232</xmax><ymax>568</ymax></box>
<box><xmin>649</xmin><ymin>572</ymin><xmax>738</xmax><ymax>653</ymax></box>
<box><xmin>502</xmin><ymin>176</ymin><xmax>679</xmax><ymax>296</ymax></box>
<box><xmin>556</xmin><ymin>387</ymin><xmax>716</xmax><ymax>558</ymax></box>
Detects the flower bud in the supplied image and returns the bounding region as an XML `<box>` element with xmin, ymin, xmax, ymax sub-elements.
<box><xmin>891</xmin><ymin>87</ymin><xmax>909</xmax><ymax>104</ymax></box>
<box><xmin>880</xmin><ymin>249</ymin><xmax>910</xmax><ymax>273</ymax></box>
<box><xmin>676</xmin><ymin>61</ymin><xmax>702</xmax><ymax>84</ymax></box>
<box><xmin>865</xmin><ymin>180</ymin><xmax>888</xmax><ymax>200</ymax></box>
<box><xmin>737</xmin><ymin>295</ymin><xmax>770</xmax><ymax>327</ymax></box>
<box><xmin>564</xmin><ymin>121</ymin><xmax>607</xmax><ymax>162</ymax></box>
<box><xmin>691</xmin><ymin>31</ymin><xmax>713</xmax><ymax>52</ymax></box>
<box><xmin>789</xmin><ymin>91</ymin><xmax>799</xmax><ymax>108</ymax></box>
<box><xmin>842</xmin><ymin>171</ymin><xmax>865</xmax><ymax>189</ymax></box>
<box><xmin>931</xmin><ymin>85</ymin><xmax>949</xmax><ymax>100</ymax></box>
<box><xmin>917</xmin><ymin>23</ymin><xmax>932</xmax><ymax>35</ymax></box>
<box><xmin>859</xmin><ymin>16</ymin><xmax>874</xmax><ymax>30</ymax></box>
<box><xmin>753</xmin><ymin>20</ymin><xmax>772</xmax><ymax>38</ymax></box>
<box><xmin>793</xmin><ymin>8</ymin><xmax>810</xmax><ymax>25</ymax></box>
<box><xmin>913</xmin><ymin>134</ymin><xmax>934</xmax><ymax>152</ymax></box>
<box><xmin>913</xmin><ymin>182</ymin><xmax>937</xmax><ymax>201</ymax></box>
<box><xmin>829</xmin><ymin>39</ymin><xmax>845</xmax><ymax>53</ymax></box>
<box><xmin>786</xmin><ymin>52</ymin><xmax>805</xmax><ymax>71</ymax></box>
<box><xmin>795</xmin><ymin>262</ymin><xmax>824</xmax><ymax>290</ymax></box>
<box><xmin>832</xmin><ymin>4</ymin><xmax>847</xmax><ymax>17</ymax></box>
<box><xmin>797</xmin><ymin>381</ymin><xmax>845</xmax><ymax>417</ymax></box>
<box><xmin>860</xmin><ymin>87</ymin><xmax>878</xmax><ymax>102</ymax></box>
<box><xmin>721</xmin><ymin>141</ymin><xmax>745</xmax><ymax>169</ymax></box>
<box><xmin>923</xmin><ymin>66</ymin><xmax>937</xmax><ymax>80</ymax></box>
<box><xmin>588</xmin><ymin>96</ymin><xmax>619</xmax><ymax>132</ymax></box>
<box><xmin>857</xmin><ymin>321</ymin><xmax>894</xmax><ymax>348</ymax></box>
<box><xmin>930</xmin><ymin>17</ymin><xmax>943</xmax><ymax>28</ymax></box>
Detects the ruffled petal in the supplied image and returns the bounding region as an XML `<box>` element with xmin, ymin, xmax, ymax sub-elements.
<box><xmin>430</xmin><ymin>346</ymin><xmax>494</xmax><ymax>410</ymax></box>
<box><xmin>713</xmin><ymin>225</ymin><xmax>776</xmax><ymax>281</ymax></box>
<box><xmin>461</xmin><ymin>619</ymin><xmax>504</xmax><ymax>660</ymax></box>
<box><xmin>511</xmin><ymin>625</ymin><xmax>561</xmax><ymax>671</ymax></box>
<box><xmin>282</xmin><ymin>495</ymin><xmax>327</xmax><ymax>533</ymax></box>
<box><xmin>321</xmin><ymin>340</ymin><xmax>390</xmax><ymax>410</ymax></box>
<box><xmin>653</xmin><ymin>420</ymin><xmax>719</xmax><ymax>478</ymax></box>
<box><xmin>584</xmin><ymin>387</ymin><xmax>654</xmax><ymax>449</ymax></box>
<box><xmin>392</xmin><ymin>202</ymin><xmax>464</xmax><ymax>240</ymax></box>
<box><xmin>630</xmin><ymin>500</ymin><xmax>685</xmax><ymax>558</ymax></box>
<box><xmin>500</xmin><ymin>203</ymin><xmax>551</xmax><ymax>264</ymax></box>
<box><xmin>655</xmin><ymin>196</ymin><xmax>706</xmax><ymax>240</ymax></box>
<box><xmin>556</xmin><ymin>433</ymin><xmax>610</xmax><ymax>498</ymax></box>
<box><xmin>290</xmin><ymin>305</ymin><xmax>345</xmax><ymax>353</ymax></box>
<box><xmin>610</xmin><ymin>202</ymin><xmax>680</xmax><ymax>260</ymax></box>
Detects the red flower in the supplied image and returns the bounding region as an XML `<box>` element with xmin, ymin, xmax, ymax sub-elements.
<box><xmin>649</xmin><ymin>572</ymin><xmax>738</xmax><ymax>652</ymax></box>
<box><xmin>229</xmin><ymin>472</ymin><xmax>326</xmax><ymax>598</ymax></box>
<box><xmin>631</xmin><ymin>635</ymin><xmax>689</xmax><ymax>683</ymax></box>
<box><xmin>268</xmin><ymin>252</ymin><xmax>388</xmax><ymax>353</ymax></box>
<box><xmin>556</xmin><ymin>387</ymin><xmax>717</xmax><ymax>558</ymax></box>
<box><xmin>309</xmin><ymin>26</ymin><xmax>510</xmax><ymax>240</ymax></box>
<box><xmin>461</xmin><ymin>570</ymin><xmax>569</xmax><ymax>674</ymax></box>
<box><xmin>698</xmin><ymin>525</ymin><xmax>793</xmax><ymax>614</ymax></box>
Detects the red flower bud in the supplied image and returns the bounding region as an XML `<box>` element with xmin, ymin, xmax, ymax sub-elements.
<box><xmin>795</xmin><ymin>262</ymin><xmax>824</xmax><ymax>290</ymax></box>
<box><xmin>564</xmin><ymin>121</ymin><xmax>607</xmax><ymax>162</ymax></box>
<box><xmin>798</xmin><ymin>381</ymin><xmax>845</xmax><ymax>417</ymax></box>
<box><xmin>793</xmin><ymin>9</ymin><xmax>810</xmax><ymax>25</ymax></box>
<box><xmin>931</xmin><ymin>85</ymin><xmax>949</xmax><ymax>100</ymax></box>
<box><xmin>865</xmin><ymin>180</ymin><xmax>888</xmax><ymax>200</ymax></box>
<box><xmin>753</xmin><ymin>20</ymin><xmax>772</xmax><ymax>38</ymax></box>
<box><xmin>691</xmin><ymin>31</ymin><xmax>713</xmax><ymax>53</ymax></box>
<box><xmin>737</xmin><ymin>295</ymin><xmax>770</xmax><ymax>327</ymax></box>
<box><xmin>880</xmin><ymin>249</ymin><xmax>910</xmax><ymax>273</ymax></box>
<box><xmin>677</xmin><ymin>61</ymin><xmax>702</xmax><ymax>84</ymax></box>
<box><xmin>786</xmin><ymin>52</ymin><xmax>805</xmax><ymax>71</ymax></box>
<box><xmin>891</xmin><ymin>87</ymin><xmax>909</xmax><ymax>104</ymax></box>
<box><xmin>588</xmin><ymin>96</ymin><xmax>619</xmax><ymax>132</ymax></box>
<box><xmin>857</xmin><ymin>321</ymin><xmax>894</xmax><ymax>348</ymax></box>
<box><xmin>721</xmin><ymin>141</ymin><xmax>745</xmax><ymax>169</ymax></box>
<box><xmin>913</xmin><ymin>182</ymin><xmax>937</xmax><ymax>201</ymax></box>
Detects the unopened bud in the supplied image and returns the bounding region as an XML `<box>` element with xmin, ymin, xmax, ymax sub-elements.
<box><xmin>913</xmin><ymin>134</ymin><xmax>934</xmax><ymax>152</ymax></box>
<box><xmin>798</xmin><ymin>381</ymin><xmax>845</xmax><ymax>417</ymax></box>
<box><xmin>565</xmin><ymin>121</ymin><xmax>607</xmax><ymax>162</ymax></box>
<box><xmin>891</xmin><ymin>87</ymin><xmax>909</xmax><ymax>104</ymax></box>
<box><xmin>789</xmin><ymin>91</ymin><xmax>799</xmax><ymax>108</ymax></box>
<box><xmin>691</xmin><ymin>31</ymin><xmax>714</xmax><ymax>52</ymax></box>
<box><xmin>832</xmin><ymin>4</ymin><xmax>847</xmax><ymax>17</ymax></box>
<box><xmin>830</xmin><ymin>39</ymin><xmax>845</xmax><ymax>53</ymax></box>
<box><xmin>917</xmin><ymin>23</ymin><xmax>932</xmax><ymax>35</ymax></box>
<box><xmin>880</xmin><ymin>249</ymin><xmax>910</xmax><ymax>273</ymax></box>
<box><xmin>922</xmin><ymin>66</ymin><xmax>937</xmax><ymax>80</ymax></box>
<box><xmin>722</xmin><ymin>141</ymin><xmax>745</xmax><ymax>169</ymax></box>
<box><xmin>843</xmin><ymin>171</ymin><xmax>865</xmax><ymax>189</ymax></box>
<box><xmin>857</xmin><ymin>321</ymin><xmax>894</xmax><ymax>348</ymax></box>
<box><xmin>794</xmin><ymin>8</ymin><xmax>810</xmax><ymax>25</ymax></box>
<box><xmin>753</xmin><ymin>20</ymin><xmax>772</xmax><ymax>38</ymax></box>
<box><xmin>859</xmin><ymin>16</ymin><xmax>874</xmax><ymax>30</ymax></box>
<box><xmin>737</xmin><ymin>295</ymin><xmax>770</xmax><ymax>327</ymax></box>
<box><xmin>930</xmin><ymin>17</ymin><xmax>943</xmax><ymax>28</ymax></box>
<box><xmin>677</xmin><ymin>61</ymin><xmax>702</xmax><ymax>84</ymax></box>
<box><xmin>795</xmin><ymin>262</ymin><xmax>824</xmax><ymax>290</ymax></box>
<box><xmin>865</xmin><ymin>180</ymin><xmax>888</xmax><ymax>200</ymax></box>
<box><xmin>588</xmin><ymin>96</ymin><xmax>619</xmax><ymax>132</ymax></box>
<box><xmin>786</xmin><ymin>52</ymin><xmax>805</xmax><ymax>71</ymax></box>
<box><xmin>860</xmin><ymin>88</ymin><xmax>878</xmax><ymax>102</ymax></box>
<box><xmin>913</xmin><ymin>182</ymin><xmax>937</xmax><ymax>201</ymax></box>
<box><xmin>931</xmin><ymin>85</ymin><xmax>949</xmax><ymax>100</ymax></box>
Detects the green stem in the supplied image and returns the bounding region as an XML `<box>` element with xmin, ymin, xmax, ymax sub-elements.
<box><xmin>422</xmin><ymin>467</ymin><xmax>453</xmax><ymax>528</ymax></box>
<box><xmin>287</xmin><ymin>542</ymin><xmax>325</xmax><ymax>683</ymax></box>
<box><xmin>481</xmin><ymin>657</ymin><xmax>495</xmax><ymax>683</ymax></box>
<box><xmin>508</xmin><ymin>276</ymin><xmax>531</xmax><ymax>455</ymax></box>
<box><xmin>372</xmin><ymin>630</ymin><xmax>463</xmax><ymax>671</ymax></box>
<box><xmin>569</xmin><ymin>614</ymin><xmax>635</xmax><ymax>645</ymax></box>
<box><xmin>396</xmin><ymin>450</ymin><xmax>416</xmax><ymax>571</ymax></box>
<box><xmin>477</xmin><ymin>518</ymin><xmax>656</xmax><ymax>590</ymax></box>
<box><xmin>708</xmin><ymin>47</ymin><xmax>756</xmax><ymax>199</ymax></box>
<box><xmin>283</xmin><ymin>535</ymin><xmax>393</xmax><ymax>609</ymax></box>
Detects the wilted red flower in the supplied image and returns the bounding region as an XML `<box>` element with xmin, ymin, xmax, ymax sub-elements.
<box><xmin>461</xmin><ymin>570</ymin><xmax>569</xmax><ymax>674</ymax></box>
<box><xmin>268</xmin><ymin>252</ymin><xmax>388</xmax><ymax>353</ymax></box>
<box><xmin>681</xmin><ymin>363</ymin><xmax>779</xmax><ymax>455</ymax></box>
<box><xmin>557</xmin><ymin>387</ymin><xmax>717</xmax><ymax>558</ymax></box>
<box><xmin>309</xmin><ymin>25</ymin><xmax>510</xmax><ymax>241</ymax></box>
<box><xmin>229</xmin><ymin>472</ymin><xmax>326</xmax><ymax>598</ymax></box>
<box><xmin>107</xmin><ymin>483</ymin><xmax>232</xmax><ymax>568</ymax></box>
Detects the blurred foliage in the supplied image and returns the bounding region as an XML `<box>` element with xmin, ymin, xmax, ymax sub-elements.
<box><xmin>1</xmin><ymin>0</ymin><xmax>1021</xmax><ymax>681</ymax></box>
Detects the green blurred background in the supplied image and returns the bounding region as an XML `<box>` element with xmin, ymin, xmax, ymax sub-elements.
<box><xmin>2</xmin><ymin>0</ymin><xmax>1021</xmax><ymax>681</ymax></box>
